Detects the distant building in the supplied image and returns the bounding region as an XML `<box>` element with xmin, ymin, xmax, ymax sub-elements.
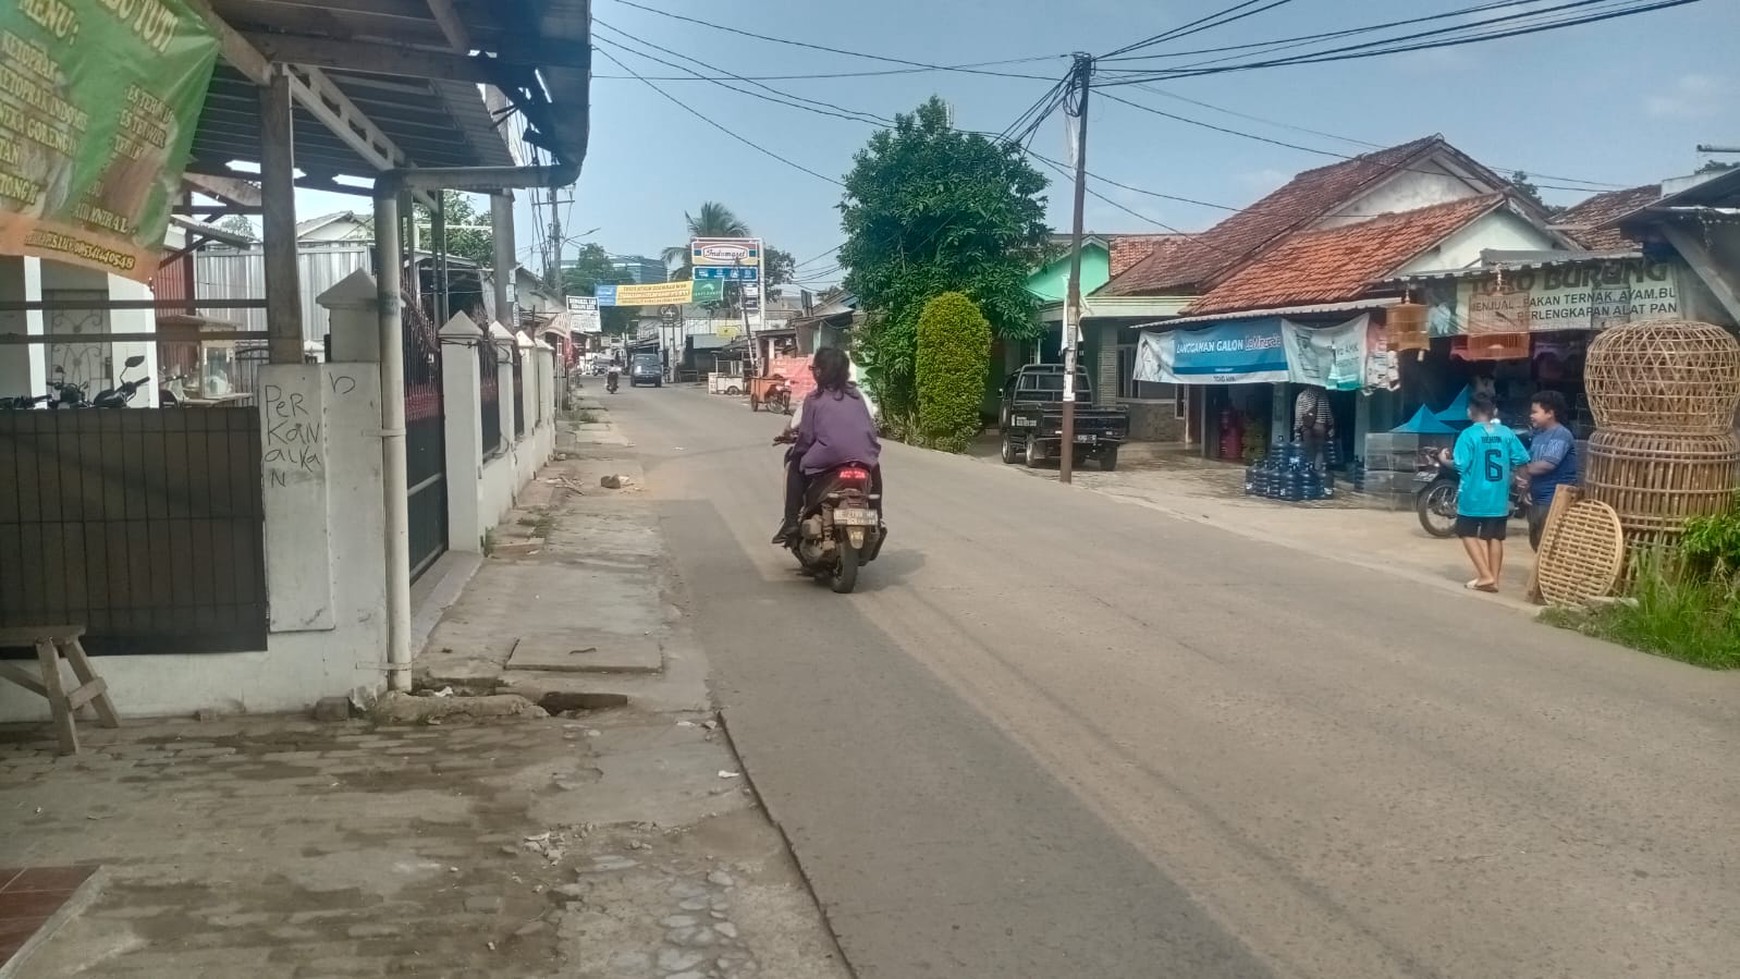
<box><xmin>609</xmin><ymin>254</ymin><xmax>667</xmax><ymax>284</ymax></box>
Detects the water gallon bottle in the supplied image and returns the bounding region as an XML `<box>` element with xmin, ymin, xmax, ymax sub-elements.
<box><xmin>1244</xmin><ymin>459</ymin><xmax>1259</xmax><ymax>495</ymax></box>
<box><xmin>1352</xmin><ymin>456</ymin><xmax>1366</xmax><ymax>493</ymax></box>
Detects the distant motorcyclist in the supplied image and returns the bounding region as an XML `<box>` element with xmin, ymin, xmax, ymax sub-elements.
<box><xmin>773</xmin><ymin>347</ymin><xmax>880</xmax><ymax>544</ymax></box>
<box><xmin>606</xmin><ymin>359</ymin><xmax>620</xmax><ymax>394</ymax></box>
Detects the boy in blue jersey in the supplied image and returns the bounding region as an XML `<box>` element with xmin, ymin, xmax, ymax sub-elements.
<box><xmin>1439</xmin><ymin>393</ymin><xmax>1530</xmax><ymax>592</ymax></box>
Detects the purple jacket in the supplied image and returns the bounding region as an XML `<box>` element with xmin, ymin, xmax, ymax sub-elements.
<box><xmin>793</xmin><ymin>385</ymin><xmax>880</xmax><ymax>475</ymax></box>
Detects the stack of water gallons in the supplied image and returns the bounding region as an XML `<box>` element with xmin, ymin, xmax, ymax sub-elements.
<box><xmin>1244</xmin><ymin>442</ymin><xmax>1333</xmax><ymax>503</ymax></box>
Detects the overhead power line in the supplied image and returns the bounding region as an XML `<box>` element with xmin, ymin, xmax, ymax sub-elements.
<box><xmin>1103</xmin><ymin>0</ymin><xmax>1705</xmax><ymax>82</ymax></box>
<box><xmin>607</xmin><ymin>0</ymin><xmax>1066</xmax><ymax>80</ymax></box>
<box><xmin>592</xmin><ymin>46</ymin><xmax>845</xmax><ymax>186</ymax></box>
<box><xmin>1102</xmin><ymin>0</ymin><xmax>1299</xmax><ymax>60</ymax></box>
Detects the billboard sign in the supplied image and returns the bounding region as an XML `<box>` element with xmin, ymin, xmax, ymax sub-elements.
<box><xmin>566</xmin><ymin>295</ymin><xmax>600</xmax><ymax>333</ymax></box>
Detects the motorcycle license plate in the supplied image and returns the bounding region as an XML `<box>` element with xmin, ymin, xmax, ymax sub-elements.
<box><xmin>1413</xmin><ymin>472</ymin><xmax>1434</xmax><ymax>482</ymax></box>
<box><xmin>836</xmin><ymin>508</ymin><xmax>877</xmax><ymax>526</ymax></box>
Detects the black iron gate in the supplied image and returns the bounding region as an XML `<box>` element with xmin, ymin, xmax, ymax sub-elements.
<box><xmin>0</xmin><ymin>409</ymin><xmax>268</xmax><ymax>655</ymax></box>
<box><xmin>402</xmin><ymin>275</ymin><xmax>447</xmax><ymax>581</ymax></box>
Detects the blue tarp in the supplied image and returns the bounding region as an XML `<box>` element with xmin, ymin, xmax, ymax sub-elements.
<box><xmin>1389</xmin><ymin>405</ymin><xmax>1459</xmax><ymax>435</ymax></box>
<box><xmin>1434</xmin><ymin>385</ymin><xmax>1471</xmax><ymax>424</ymax></box>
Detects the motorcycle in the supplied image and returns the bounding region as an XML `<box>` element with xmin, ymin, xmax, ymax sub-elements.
<box><xmin>90</xmin><ymin>355</ymin><xmax>150</xmax><ymax>408</ymax></box>
<box><xmin>1415</xmin><ymin>442</ymin><xmax>1532</xmax><ymax>542</ymax></box>
<box><xmin>775</xmin><ymin>432</ymin><xmax>886</xmax><ymax>594</ymax></box>
<box><xmin>606</xmin><ymin>369</ymin><xmax>619</xmax><ymax>394</ymax></box>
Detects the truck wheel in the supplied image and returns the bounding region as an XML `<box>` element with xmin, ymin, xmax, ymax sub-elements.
<box><xmin>1100</xmin><ymin>448</ymin><xmax>1119</xmax><ymax>472</ymax></box>
<box><xmin>1024</xmin><ymin>435</ymin><xmax>1044</xmax><ymax>469</ymax></box>
<box><xmin>1000</xmin><ymin>435</ymin><xmax>1024</xmax><ymax>465</ymax></box>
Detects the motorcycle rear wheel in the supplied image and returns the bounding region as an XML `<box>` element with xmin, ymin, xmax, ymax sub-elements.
<box><xmin>1417</xmin><ymin>481</ymin><xmax>1459</xmax><ymax>539</ymax></box>
<box><xmin>830</xmin><ymin>543</ymin><xmax>860</xmax><ymax>594</ymax></box>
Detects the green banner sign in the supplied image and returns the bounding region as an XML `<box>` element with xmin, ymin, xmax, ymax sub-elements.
<box><xmin>0</xmin><ymin>0</ymin><xmax>219</xmax><ymax>281</ymax></box>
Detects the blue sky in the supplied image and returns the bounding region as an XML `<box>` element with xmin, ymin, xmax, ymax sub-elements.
<box><xmin>300</xmin><ymin>1</ymin><xmax>1740</xmax><ymax>288</ymax></box>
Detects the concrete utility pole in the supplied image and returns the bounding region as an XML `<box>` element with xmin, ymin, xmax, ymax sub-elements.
<box><xmin>1059</xmin><ymin>53</ymin><xmax>1092</xmax><ymax>485</ymax></box>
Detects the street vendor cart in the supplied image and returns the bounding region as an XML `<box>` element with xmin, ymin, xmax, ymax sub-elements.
<box><xmin>748</xmin><ymin>374</ymin><xmax>793</xmax><ymax>414</ymax></box>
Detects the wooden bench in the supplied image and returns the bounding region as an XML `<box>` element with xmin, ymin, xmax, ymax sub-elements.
<box><xmin>0</xmin><ymin>627</ymin><xmax>121</xmax><ymax>755</ymax></box>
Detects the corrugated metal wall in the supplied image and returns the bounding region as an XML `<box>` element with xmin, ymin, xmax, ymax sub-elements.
<box><xmin>193</xmin><ymin>245</ymin><xmax>374</xmax><ymax>341</ymax></box>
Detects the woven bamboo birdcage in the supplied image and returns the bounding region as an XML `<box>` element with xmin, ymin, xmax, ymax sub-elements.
<box><xmin>1387</xmin><ymin>301</ymin><xmax>1428</xmax><ymax>353</ymax></box>
<box><xmin>1582</xmin><ymin>429</ymin><xmax>1740</xmax><ymax>550</ymax></box>
<box><xmin>1461</xmin><ymin>332</ymin><xmax>1530</xmax><ymax>361</ymax></box>
<box><xmin>1584</xmin><ymin>319</ymin><xmax>1740</xmax><ymax>435</ymax></box>
<box><xmin>1534</xmin><ymin>497</ymin><xmax>1626</xmax><ymax>608</ymax></box>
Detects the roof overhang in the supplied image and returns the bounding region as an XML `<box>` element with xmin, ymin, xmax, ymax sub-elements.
<box><xmin>1039</xmin><ymin>295</ymin><xmax>1196</xmax><ymax>324</ymax></box>
<box><xmin>1386</xmin><ymin>249</ymin><xmax>1646</xmax><ymax>286</ymax></box>
<box><xmin>188</xmin><ymin>0</ymin><xmax>589</xmax><ymax>188</ymax></box>
<box><xmin>1132</xmin><ymin>297</ymin><xmax>1401</xmax><ymax>330</ymax></box>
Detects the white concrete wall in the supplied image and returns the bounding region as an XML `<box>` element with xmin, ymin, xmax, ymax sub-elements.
<box><xmin>1398</xmin><ymin>210</ymin><xmax>1561</xmax><ymax>277</ymax></box>
<box><xmin>0</xmin><ymin>364</ymin><xmax>388</xmax><ymax>720</ymax></box>
<box><xmin>1320</xmin><ymin>156</ymin><xmax>1490</xmax><ymax>229</ymax></box>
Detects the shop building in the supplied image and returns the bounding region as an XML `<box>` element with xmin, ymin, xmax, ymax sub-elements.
<box><xmin>1098</xmin><ymin>135</ymin><xmax>1565</xmax><ymax>452</ymax></box>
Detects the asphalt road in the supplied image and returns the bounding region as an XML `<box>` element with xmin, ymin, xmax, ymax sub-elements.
<box><xmin>612</xmin><ymin>385</ymin><xmax>1740</xmax><ymax>979</ymax></box>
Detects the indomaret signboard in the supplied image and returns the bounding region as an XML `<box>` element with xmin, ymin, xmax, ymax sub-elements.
<box><xmin>0</xmin><ymin>0</ymin><xmax>220</xmax><ymax>281</ymax></box>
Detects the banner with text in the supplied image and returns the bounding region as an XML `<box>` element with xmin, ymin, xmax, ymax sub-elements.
<box><xmin>1446</xmin><ymin>258</ymin><xmax>1682</xmax><ymax>334</ymax></box>
<box><xmin>0</xmin><ymin>0</ymin><xmax>220</xmax><ymax>281</ymax></box>
<box><xmin>1282</xmin><ymin>314</ymin><xmax>1369</xmax><ymax>391</ymax></box>
<box><xmin>566</xmin><ymin>295</ymin><xmax>600</xmax><ymax>333</ymax></box>
<box><xmin>596</xmin><ymin>279</ymin><xmax>724</xmax><ymax>307</ymax></box>
<box><xmin>1134</xmin><ymin>318</ymin><xmax>1290</xmax><ymax>385</ymax></box>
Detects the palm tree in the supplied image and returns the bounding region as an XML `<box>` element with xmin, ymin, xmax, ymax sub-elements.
<box><xmin>662</xmin><ymin>202</ymin><xmax>751</xmax><ymax>282</ymax></box>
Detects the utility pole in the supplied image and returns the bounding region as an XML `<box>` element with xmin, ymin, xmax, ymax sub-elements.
<box><xmin>1059</xmin><ymin>53</ymin><xmax>1092</xmax><ymax>485</ymax></box>
<box><xmin>545</xmin><ymin>192</ymin><xmax>574</xmax><ymax>300</ymax></box>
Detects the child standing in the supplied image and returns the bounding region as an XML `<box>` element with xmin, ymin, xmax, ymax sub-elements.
<box><xmin>1441</xmin><ymin>393</ymin><xmax>1530</xmax><ymax>592</ymax></box>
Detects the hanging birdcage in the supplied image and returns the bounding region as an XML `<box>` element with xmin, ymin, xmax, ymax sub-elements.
<box><xmin>1584</xmin><ymin>319</ymin><xmax>1740</xmax><ymax>435</ymax></box>
<box><xmin>1387</xmin><ymin>301</ymin><xmax>1428</xmax><ymax>352</ymax></box>
<box><xmin>1458</xmin><ymin>332</ymin><xmax>1531</xmax><ymax>361</ymax></box>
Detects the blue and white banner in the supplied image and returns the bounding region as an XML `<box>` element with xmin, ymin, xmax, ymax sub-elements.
<box><xmin>1135</xmin><ymin>318</ymin><xmax>1290</xmax><ymax>385</ymax></box>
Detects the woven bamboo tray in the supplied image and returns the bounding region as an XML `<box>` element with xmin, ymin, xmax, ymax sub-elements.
<box><xmin>1583</xmin><ymin>430</ymin><xmax>1740</xmax><ymax>539</ymax></box>
<box><xmin>1584</xmin><ymin>320</ymin><xmax>1740</xmax><ymax>435</ymax></box>
<box><xmin>1534</xmin><ymin>496</ymin><xmax>1626</xmax><ymax>607</ymax></box>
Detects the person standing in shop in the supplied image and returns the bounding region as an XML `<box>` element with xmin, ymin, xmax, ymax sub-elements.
<box><xmin>1294</xmin><ymin>384</ymin><xmax>1334</xmax><ymax>471</ymax></box>
<box><xmin>1523</xmin><ymin>390</ymin><xmax>1579</xmax><ymax>550</ymax></box>
<box><xmin>1440</xmin><ymin>393</ymin><xmax>1531</xmax><ymax>592</ymax></box>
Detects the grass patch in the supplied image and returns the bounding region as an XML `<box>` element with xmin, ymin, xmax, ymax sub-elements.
<box><xmin>1542</xmin><ymin>561</ymin><xmax>1740</xmax><ymax>670</ymax></box>
<box><xmin>575</xmin><ymin>410</ymin><xmax>601</xmax><ymax>425</ymax></box>
<box><xmin>481</xmin><ymin>527</ymin><xmax>495</xmax><ymax>557</ymax></box>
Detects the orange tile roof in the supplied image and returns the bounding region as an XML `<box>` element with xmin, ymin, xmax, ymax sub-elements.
<box><xmin>1554</xmin><ymin>184</ymin><xmax>1660</xmax><ymax>252</ymax></box>
<box><xmin>1108</xmin><ymin>234</ymin><xmax>1192</xmax><ymax>277</ymax></box>
<box><xmin>1184</xmin><ymin>195</ymin><xmax>1508</xmax><ymax>316</ymax></box>
<box><xmin>1099</xmin><ymin>136</ymin><xmax>1471</xmax><ymax>297</ymax></box>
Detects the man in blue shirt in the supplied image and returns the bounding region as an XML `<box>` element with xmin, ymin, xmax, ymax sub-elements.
<box><xmin>1440</xmin><ymin>393</ymin><xmax>1530</xmax><ymax>592</ymax></box>
<box><xmin>1524</xmin><ymin>390</ymin><xmax>1579</xmax><ymax>550</ymax></box>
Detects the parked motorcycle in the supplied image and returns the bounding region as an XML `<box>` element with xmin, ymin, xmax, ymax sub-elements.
<box><xmin>775</xmin><ymin>432</ymin><xmax>886</xmax><ymax>594</ymax></box>
<box><xmin>90</xmin><ymin>355</ymin><xmax>149</xmax><ymax>408</ymax></box>
<box><xmin>1415</xmin><ymin>442</ymin><xmax>1532</xmax><ymax>542</ymax></box>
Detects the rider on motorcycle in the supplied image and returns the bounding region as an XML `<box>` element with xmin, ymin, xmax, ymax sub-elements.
<box><xmin>773</xmin><ymin>347</ymin><xmax>880</xmax><ymax>545</ymax></box>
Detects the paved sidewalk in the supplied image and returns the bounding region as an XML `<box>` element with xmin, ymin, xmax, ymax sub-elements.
<box><xmin>978</xmin><ymin>444</ymin><xmax>1540</xmax><ymax>611</ymax></box>
<box><xmin>1</xmin><ymin>399</ymin><xmax>848</xmax><ymax>979</ymax></box>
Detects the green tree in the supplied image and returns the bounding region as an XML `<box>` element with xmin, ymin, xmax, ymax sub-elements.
<box><xmin>840</xmin><ymin>97</ymin><xmax>1050</xmax><ymax>418</ymax></box>
<box><xmin>662</xmin><ymin>202</ymin><xmax>751</xmax><ymax>282</ymax></box>
<box><xmin>215</xmin><ymin>214</ymin><xmax>257</xmax><ymax>241</ymax></box>
<box><xmin>916</xmin><ymin>292</ymin><xmax>992</xmax><ymax>452</ymax></box>
<box><xmin>413</xmin><ymin>190</ymin><xmax>494</xmax><ymax>266</ymax></box>
<box><xmin>764</xmin><ymin>246</ymin><xmax>796</xmax><ymax>298</ymax></box>
<box><xmin>560</xmin><ymin>243</ymin><xmax>636</xmax><ymax>335</ymax></box>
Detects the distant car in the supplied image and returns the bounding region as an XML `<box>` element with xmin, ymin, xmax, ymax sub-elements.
<box><xmin>629</xmin><ymin>354</ymin><xmax>663</xmax><ymax>388</ymax></box>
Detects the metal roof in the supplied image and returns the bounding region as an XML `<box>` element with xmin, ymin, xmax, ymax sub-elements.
<box><xmin>192</xmin><ymin>0</ymin><xmax>590</xmax><ymax>179</ymax></box>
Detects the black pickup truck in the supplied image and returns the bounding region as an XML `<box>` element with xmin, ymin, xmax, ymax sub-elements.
<box><xmin>998</xmin><ymin>364</ymin><xmax>1130</xmax><ymax>471</ymax></box>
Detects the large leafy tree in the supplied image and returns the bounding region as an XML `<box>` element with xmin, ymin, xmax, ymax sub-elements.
<box><xmin>662</xmin><ymin>202</ymin><xmax>752</xmax><ymax>282</ymax></box>
<box><xmin>561</xmin><ymin>243</ymin><xmax>635</xmax><ymax>334</ymax></box>
<box><xmin>840</xmin><ymin>97</ymin><xmax>1050</xmax><ymax>418</ymax></box>
<box><xmin>413</xmin><ymin>190</ymin><xmax>494</xmax><ymax>266</ymax></box>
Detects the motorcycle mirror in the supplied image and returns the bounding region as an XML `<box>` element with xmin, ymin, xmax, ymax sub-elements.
<box><xmin>124</xmin><ymin>355</ymin><xmax>145</xmax><ymax>368</ymax></box>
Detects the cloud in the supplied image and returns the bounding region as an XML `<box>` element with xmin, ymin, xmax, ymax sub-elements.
<box><xmin>1646</xmin><ymin>74</ymin><xmax>1723</xmax><ymax>118</ymax></box>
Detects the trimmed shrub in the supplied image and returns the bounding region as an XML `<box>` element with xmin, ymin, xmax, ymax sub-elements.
<box><xmin>916</xmin><ymin>292</ymin><xmax>992</xmax><ymax>452</ymax></box>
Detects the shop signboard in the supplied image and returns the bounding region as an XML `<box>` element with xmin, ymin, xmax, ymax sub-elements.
<box><xmin>690</xmin><ymin>237</ymin><xmax>759</xmax><ymax>271</ymax></box>
<box><xmin>1449</xmin><ymin>258</ymin><xmax>1681</xmax><ymax>333</ymax></box>
<box><xmin>566</xmin><ymin>295</ymin><xmax>601</xmax><ymax>333</ymax></box>
<box><xmin>1134</xmin><ymin>317</ymin><xmax>1289</xmax><ymax>385</ymax></box>
<box><xmin>0</xmin><ymin>0</ymin><xmax>221</xmax><ymax>282</ymax></box>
